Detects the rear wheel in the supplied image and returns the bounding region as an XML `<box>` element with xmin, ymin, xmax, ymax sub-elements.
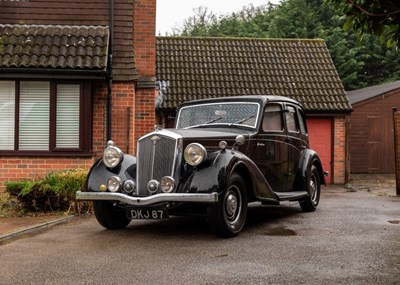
<box><xmin>299</xmin><ymin>165</ymin><xmax>320</xmax><ymax>212</ymax></box>
<box><xmin>93</xmin><ymin>201</ymin><xmax>131</xmax><ymax>229</ymax></box>
<box><xmin>207</xmin><ymin>173</ymin><xmax>248</xmax><ymax>237</ymax></box>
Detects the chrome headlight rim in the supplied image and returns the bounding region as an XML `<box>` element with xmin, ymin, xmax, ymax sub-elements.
<box><xmin>160</xmin><ymin>176</ymin><xmax>175</xmax><ymax>193</ymax></box>
<box><xmin>107</xmin><ymin>176</ymin><xmax>122</xmax><ymax>192</ymax></box>
<box><xmin>123</xmin><ymin>179</ymin><xmax>136</xmax><ymax>194</ymax></box>
<box><xmin>103</xmin><ymin>146</ymin><xmax>124</xmax><ymax>168</ymax></box>
<box><xmin>184</xmin><ymin>143</ymin><xmax>207</xmax><ymax>166</ymax></box>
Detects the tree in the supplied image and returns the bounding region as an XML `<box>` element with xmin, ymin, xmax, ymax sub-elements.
<box><xmin>326</xmin><ymin>0</ymin><xmax>400</xmax><ymax>47</ymax></box>
<box><xmin>175</xmin><ymin>0</ymin><xmax>400</xmax><ymax>90</ymax></box>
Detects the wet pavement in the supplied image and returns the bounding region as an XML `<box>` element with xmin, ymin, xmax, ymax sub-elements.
<box><xmin>0</xmin><ymin>215</ymin><xmax>74</xmax><ymax>243</ymax></box>
<box><xmin>0</xmin><ymin>174</ymin><xmax>398</xmax><ymax>244</ymax></box>
<box><xmin>0</xmin><ymin>182</ymin><xmax>399</xmax><ymax>285</ymax></box>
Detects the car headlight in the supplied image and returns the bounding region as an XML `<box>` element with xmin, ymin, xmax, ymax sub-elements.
<box><xmin>107</xmin><ymin>176</ymin><xmax>121</xmax><ymax>192</ymax></box>
<box><xmin>103</xmin><ymin>146</ymin><xmax>124</xmax><ymax>168</ymax></box>
<box><xmin>160</xmin><ymin>176</ymin><xmax>175</xmax><ymax>193</ymax></box>
<box><xmin>184</xmin><ymin>143</ymin><xmax>207</xmax><ymax>166</ymax></box>
<box><xmin>123</xmin><ymin>180</ymin><xmax>136</xmax><ymax>194</ymax></box>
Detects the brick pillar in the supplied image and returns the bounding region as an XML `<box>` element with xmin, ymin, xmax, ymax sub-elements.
<box><xmin>133</xmin><ymin>0</ymin><xmax>156</xmax><ymax>152</ymax></box>
<box><xmin>333</xmin><ymin>116</ymin><xmax>348</xmax><ymax>184</ymax></box>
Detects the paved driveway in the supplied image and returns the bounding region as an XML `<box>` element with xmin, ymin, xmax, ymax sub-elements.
<box><xmin>0</xmin><ymin>186</ymin><xmax>399</xmax><ymax>285</ymax></box>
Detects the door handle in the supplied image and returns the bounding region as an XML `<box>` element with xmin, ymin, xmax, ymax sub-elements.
<box><xmin>257</xmin><ymin>143</ymin><xmax>265</xmax><ymax>147</ymax></box>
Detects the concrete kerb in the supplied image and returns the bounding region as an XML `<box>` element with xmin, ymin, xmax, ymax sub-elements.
<box><xmin>0</xmin><ymin>215</ymin><xmax>75</xmax><ymax>244</ymax></box>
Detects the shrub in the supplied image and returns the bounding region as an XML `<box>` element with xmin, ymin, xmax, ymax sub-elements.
<box><xmin>5</xmin><ymin>168</ymin><xmax>92</xmax><ymax>214</ymax></box>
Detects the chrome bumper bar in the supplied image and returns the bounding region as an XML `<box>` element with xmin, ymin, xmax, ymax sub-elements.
<box><xmin>76</xmin><ymin>191</ymin><xmax>218</xmax><ymax>206</ymax></box>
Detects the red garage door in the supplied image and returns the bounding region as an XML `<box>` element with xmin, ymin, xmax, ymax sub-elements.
<box><xmin>307</xmin><ymin>119</ymin><xmax>332</xmax><ymax>184</ymax></box>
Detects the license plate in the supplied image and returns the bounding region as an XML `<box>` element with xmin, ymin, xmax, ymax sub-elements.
<box><xmin>128</xmin><ymin>208</ymin><xmax>168</xmax><ymax>220</ymax></box>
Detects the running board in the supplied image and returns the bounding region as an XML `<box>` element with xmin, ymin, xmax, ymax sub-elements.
<box><xmin>274</xmin><ymin>191</ymin><xmax>308</xmax><ymax>201</ymax></box>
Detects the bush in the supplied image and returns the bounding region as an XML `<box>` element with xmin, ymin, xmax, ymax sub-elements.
<box><xmin>5</xmin><ymin>168</ymin><xmax>92</xmax><ymax>214</ymax></box>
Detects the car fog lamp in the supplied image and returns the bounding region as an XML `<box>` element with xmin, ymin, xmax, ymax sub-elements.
<box><xmin>107</xmin><ymin>176</ymin><xmax>122</xmax><ymax>192</ymax></box>
<box><xmin>184</xmin><ymin>143</ymin><xmax>207</xmax><ymax>166</ymax></box>
<box><xmin>123</xmin><ymin>180</ymin><xmax>136</xmax><ymax>193</ymax></box>
<box><xmin>103</xmin><ymin>146</ymin><xmax>124</xmax><ymax>168</ymax></box>
<box><xmin>219</xmin><ymin>141</ymin><xmax>228</xmax><ymax>150</ymax></box>
<box><xmin>160</xmin><ymin>176</ymin><xmax>175</xmax><ymax>193</ymax></box>
<box><xmin>147</xmin><ymin>180</ymin><xmax>160</xmax><ymax>194</ymax></box>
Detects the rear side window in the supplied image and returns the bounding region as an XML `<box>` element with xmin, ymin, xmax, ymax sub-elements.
<box><xmin>285</xmin><ymin>105</ymin><xmax>299</xmax><ymax>132</ymax></box>
<box><xmin>263</xmin><ymin>105</ymin><xmax>283</xmax><ymax>132</ymax></box>
<box><xmin>297</xmin><ymin>109</ymin><xmax>307</xmax><ymax>134</ymax></box>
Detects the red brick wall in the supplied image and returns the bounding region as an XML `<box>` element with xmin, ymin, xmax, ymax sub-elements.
<box><xmin>333</xmin><ymin>116</ymin><xmax>348</xmax><ymax>184</ymax></box>
<box><xmin>133</xmin><ymin>0</ymin><xmax>156</xmax><ymax>77</ymax></box>
<box><xmin>112</xmin><ymin>82</ymin><xmax>135</xmax><ymax>154</ymax></box>
<box><xmin>0</xmin><ymin>157</ymin><xmax>94</xmax><ymax>192</ymax></box>
<box><xmin>133</xmin><ymin>0</ymin><xmax>156</xmax><ymax>149</ymax></box>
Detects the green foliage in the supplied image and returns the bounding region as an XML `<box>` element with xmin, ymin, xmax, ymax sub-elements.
<box><xmin>327</xmin><ymin>0</ymin><xmax>400</xmax><ymax>48</ymax></box>
<box><xmin>175</xmin><ymin>0</ymin><xmax>400</xmax><ymax>90</ymax></box>
<box><xmin>5</xmin><ymin>169</ymin><xmax>91</xmax><ymax>214</ymax></box>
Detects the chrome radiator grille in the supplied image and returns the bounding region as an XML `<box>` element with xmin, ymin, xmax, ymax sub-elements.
<box><xmin>137</xmin><ymin>133</ymin><xmax>179</xmax><ymax>195</ymax></box>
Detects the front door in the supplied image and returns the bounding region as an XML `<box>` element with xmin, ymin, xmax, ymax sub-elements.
<box><xmin>252</xmin><ymin>103</ymin><xmax>288</xmax><ymax>192</ymax></box>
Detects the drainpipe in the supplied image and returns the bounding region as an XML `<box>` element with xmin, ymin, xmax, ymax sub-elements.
<box><xmin>107</xmin><ymin>0</ymin><xmax>115</xmax><ymax>142</ymax></box>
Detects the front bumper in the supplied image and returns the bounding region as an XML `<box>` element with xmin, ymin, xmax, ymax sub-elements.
<box><xmin>76</xmin><ymin>191</ymin><xmax>218</xmax><ymax>206</ymax></box>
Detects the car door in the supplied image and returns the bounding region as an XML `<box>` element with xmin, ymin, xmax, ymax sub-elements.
<box><xmin>252</xmin><ymin>103</ymin><xmax>288</xmax><ymax>192</ymax></box>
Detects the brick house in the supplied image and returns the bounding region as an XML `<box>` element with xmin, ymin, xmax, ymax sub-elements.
<box><xmin>347</xmin><ymin>80</ymin><xmax>400</xmax><ymax>174</ymax></box>
<box><xmin>156</xmin><ymin>37</ymin><xmax>352</xmax><ymax>184</ymax></box>
<box><xmin>0</xmin><ymin>0</ymin><xmax>156</xmax><ymax>191</ymax></box>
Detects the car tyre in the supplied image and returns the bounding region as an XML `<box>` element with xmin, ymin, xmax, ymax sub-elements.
<box><xmin>207</xmin><ymin>173</ymin><xmax>248</xmax><ymax>237</ymax></box>
<box><xmin>300</xmin><ymin>165</ymin><xmax>320</xmax><ymax>212</ymax></box>
<box><xmin>93</xmin><ymin>201</ymin><xmax>131</xmax><ymax>229</ymax></box>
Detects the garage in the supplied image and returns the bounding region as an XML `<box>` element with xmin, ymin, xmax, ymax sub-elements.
<box><xmin>307</xmin><ymin>118</ymin><xmax>332</xmax><ymax>184</ymax></box>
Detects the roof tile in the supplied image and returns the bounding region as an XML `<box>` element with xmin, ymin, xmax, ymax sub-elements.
<box><xmin>157</xmin><ymin>37</ymin><xmax>352</xmax><ymax>112</ymax></box>
<box><xmin>0</xmin><ymin>24</ymin><xmax>109</xmax><ymax>72</ymax></box>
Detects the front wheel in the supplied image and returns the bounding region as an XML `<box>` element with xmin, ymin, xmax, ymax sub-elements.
<box><xmin>93</xmin><ymin>201</ymin><xmax>131</xmax><ymax>229</ymax></box>
<box><xmin>299</xmin><ymin>165</ymin><xmax>320</xmax><ymax>212</ymax></box>
<box><xmin>207</xmin><ymin>173</ymin><xmax>248</xmax><ymax>237</ymax></box>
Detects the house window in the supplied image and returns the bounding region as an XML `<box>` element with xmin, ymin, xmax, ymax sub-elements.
<box><xmin>19</xmin><ymin>81</ymin><xmax>50</xmax><ymax>150</ymax></box>
<box><xmin>0</xmin><ymin>80</ymin><xmax>91</xmax><ymax>155</ymax></box>
<box><xmin>0</xmin><ymin>81</ymin><xmax>15</xmax><ymax>150</ymax></box>
<box><xmin>56</xmin><ymin>84</ymin><xmax>80</xmax><ymax>149</ymax></box>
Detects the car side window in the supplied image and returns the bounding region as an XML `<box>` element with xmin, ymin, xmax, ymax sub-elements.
<box><xmin>297</xmin><ymin>108</ymin><xmax>307</xmax><ymax>134</ymax></box>
<box><xmin>285</xmin><ymin>105</ymin><xmax>299</xmax><ymax>133</ymax></box>
<box><xmin>262</xmin><ymin>105</ymin><xmax>283</xmax><ymax>132</ymax></box>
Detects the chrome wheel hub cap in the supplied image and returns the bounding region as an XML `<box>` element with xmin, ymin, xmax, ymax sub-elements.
<box><xmin>226</xmin><ymin>193</ymin><xmax>238</xmax><ymax>218</ymax></box>
<box><xmin>310</xmin><ymin>178</ymin><xmax>317</xmax><ymax>202</ymax></box>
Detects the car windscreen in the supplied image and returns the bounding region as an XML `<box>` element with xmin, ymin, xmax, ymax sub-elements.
<box><xmin>176</xmin><ymin>102</ymin><xmax>260</xmax><ymax>129</ymax></box>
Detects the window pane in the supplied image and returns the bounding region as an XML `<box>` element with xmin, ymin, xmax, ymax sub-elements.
<box><xmin>19</xmin><ymin>81</ymin><xmax>50</xmax><ymax>150</ymax></box>
<box><xmin>285</xmin><ymin>106</ymin><xmax>298</xmax><ymax>132</ymax></box>
<box><xmin>0</xmin><ymin>81</ymin><xmax>15</xmax><ymax>150</ymax></box>
<box><xmin>263</xmin><ymin>105</ymin><xmax>283</xmax><ymax>132</ymax></box>
<box><xmin>56</xmin><ymin>84</ymin><xmax>80</xmax><ymax>148</ymax></box>
<box><xmin>298</xmin><ymin>110</ymin><xmax>307</xmax><ymax>134</ymax></box>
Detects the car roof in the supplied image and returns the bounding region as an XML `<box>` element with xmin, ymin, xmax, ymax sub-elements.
<box><xmin>177</xmin><ymin>95</ymin><xmax>302</xmax><ymax>109</ymax></box>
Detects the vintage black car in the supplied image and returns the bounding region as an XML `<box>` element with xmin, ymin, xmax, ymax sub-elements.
<box><xmin>76</xmin><ymin>96</ymin><xmax>326</xmax><ymax>237</ymax></box>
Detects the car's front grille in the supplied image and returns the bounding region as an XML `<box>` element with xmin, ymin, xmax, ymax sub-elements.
<box><xmin>137</xmin><ymin>132</ymin><xmax>180</xmax><ymax>195</ymax></box>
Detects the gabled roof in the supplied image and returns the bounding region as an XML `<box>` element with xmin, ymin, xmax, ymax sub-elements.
<box><xmin>0</xmin><ymin>0</ymin><xmax>138</xmax><ymax>81</ymax></box>
<box><xmin>346</xmin><ymin>80</ymin><xmax>400</xmax><ymax>104</ymax></box>
<box><xmin>156</xmin><ymin>37</ymin><xmax>352</xmax><ymax>113</ymax></box>
<box><xmin>0</xmin><ymin>24</ymin><xmax>109</xmax><ymax>75</ymax></box>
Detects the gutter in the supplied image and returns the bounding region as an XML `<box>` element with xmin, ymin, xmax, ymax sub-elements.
<box><xmin>107</xmin><ymin>0</ymin><xmax>115</xmax><ymax>142</ymax></box>
<box><xmin>0</xmin><ymin>68</ymin><xmax>107</xmax><ymax>79</ymax></box>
